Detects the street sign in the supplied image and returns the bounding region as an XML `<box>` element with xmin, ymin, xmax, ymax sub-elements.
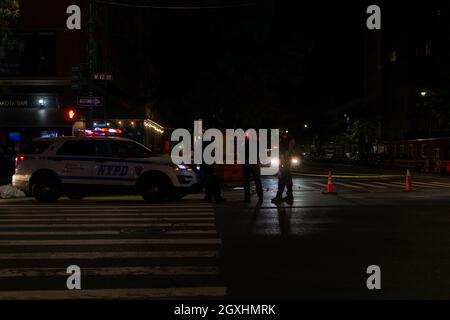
<box><xmin>77</xmin><ymin>96</ymin><xmax>103</xmax><ymax>107</ymax></box>
<box><xmin>93</xmin><ymin>73</ymin><xmax>113</xmax><ymax>81</ymax></box>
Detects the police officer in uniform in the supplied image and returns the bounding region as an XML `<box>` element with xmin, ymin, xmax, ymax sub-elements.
<box><xmin>202</xmin><ymin>163</ymin><xmax>225</xmax><ymax>202</ymax></box>
<box><xmin>243</xmin><ymin>132</ymin><xmax>263</xmax><ymax>203</ymax></box>
<box><xmin>272</xmin><ymin>131</ymin><xmax>295</xmax><ymax>203</ymax></box>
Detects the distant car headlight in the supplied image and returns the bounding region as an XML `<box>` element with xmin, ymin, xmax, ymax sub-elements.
<box><xmin>291</xmin><ymin>157</ymin><xmax>300</xmax><ymax>165</ymax></box>
<box><xmin>271</xmin><ymin>158</ymin><xmax>279</xmax><ymax>166</ymax></box>
<box><xmin>175</xmin><ymin>164</ymin><xmax>193</xmax><ymax>172</ymax></box>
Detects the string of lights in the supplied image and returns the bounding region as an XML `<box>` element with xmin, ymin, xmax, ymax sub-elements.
<box><xmin>144</xmin><ymin>119</ymin><xmax>164</xmax><ymax>134</ymax></box>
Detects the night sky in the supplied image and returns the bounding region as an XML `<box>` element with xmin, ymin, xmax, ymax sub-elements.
<box><xmin>102</xmin><ymin>0</ymin><xmax>450</xmax><ymax>139</ymax></box>
<box><xmin>105</xmin><ymin>1</ymin><xmax>367</xmax><ymax>131</ymax></box>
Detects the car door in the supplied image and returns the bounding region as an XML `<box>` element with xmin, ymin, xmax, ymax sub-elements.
<box><xmin>57</xmin><ymin>140</ymin><xmax>96</xmax><ymax>185</ymax></box>
<box><xmin>93</xmin><ymin>140</ymin><xmax>136</xmax><ymax>187</ymax></box>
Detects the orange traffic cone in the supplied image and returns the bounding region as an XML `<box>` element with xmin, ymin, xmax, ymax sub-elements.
<box><xmin>405</xmin><ymin>169</ymin><xmax>412</xmax><ymax>192</ymax></box>
<box><xmin>322</xmin><ymin>170</ymin><xmax>336</xmax><ymax>194</ymax></box>
<box><xmin>327</xmin><ymin>171</ymin><xmax>334</xmax><ymax>193</ymax></box>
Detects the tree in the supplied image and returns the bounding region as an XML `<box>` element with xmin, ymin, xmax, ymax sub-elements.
<box><xmin>0</xmin><ymin>0</ymin><xmax>20</xmax><ymax>49</ymax></box>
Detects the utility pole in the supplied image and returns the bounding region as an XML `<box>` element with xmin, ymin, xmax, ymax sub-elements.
<box><xmin>87</xmin><ymin>0</ymin><xmax>95</xmax><ymax>129</ymax></box>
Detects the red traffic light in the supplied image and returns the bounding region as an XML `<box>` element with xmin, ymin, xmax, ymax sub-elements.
<box><xmin>65</xmin><ymin>108</ymin><xmax>77</xmax><ymax>121</ymax></box>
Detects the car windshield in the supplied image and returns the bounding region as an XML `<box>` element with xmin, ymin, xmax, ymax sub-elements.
<box><xmin>96</xmin><ymin>140</ymin><xmax>155</xmax><ymax>158</ymax></box>
<box><xmin>115</xmin><ymin>141</ymin><xmax>155</xmax><ymax>158</ymax></box>
<box><xmin>23</xmin><ymin>141</ymin><xmax>54</xmax><ymax>154</ymax></box>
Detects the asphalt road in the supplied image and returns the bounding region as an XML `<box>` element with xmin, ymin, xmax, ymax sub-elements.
<box><xmin>1</xmin><ymin>164</ymin><xmax>450</xmax><ymax>299</ymax></box>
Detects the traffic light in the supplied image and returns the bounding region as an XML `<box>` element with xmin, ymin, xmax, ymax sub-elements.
<box><xmin>65</xmin><ymin>108</ymin><xmax>78</xmax><ymax>122</ymax></box>
<box><xmin>71</xmin><ymin>64</ymin><xmax>85</xmax><ymax>91</ymax></box>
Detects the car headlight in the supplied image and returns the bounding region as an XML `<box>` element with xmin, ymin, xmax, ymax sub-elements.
<box><xmin>271</xmin><ymin>158</ymin><xmax>279</xmax><ymax>166</ymax></box>
<box><xmin>291</xmin><ymin>158</ymin><xmax>299</xmax><ymax>165</ymax></box>
<box><xmin>175</xmin><ymin>164</ymin><xmax>193</xmax><ymax>172</ymax></box>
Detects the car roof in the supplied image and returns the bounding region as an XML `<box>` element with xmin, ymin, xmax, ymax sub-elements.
<box><xmin>32</xmin><ymin>136</ymin><xmax>134</xmax><ymax>142</ymax></box>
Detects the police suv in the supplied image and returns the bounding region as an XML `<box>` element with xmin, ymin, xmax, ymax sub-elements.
<box><xmin>12</xmin><ymin>136</ymin><xmax>199</xmax><ymax>202</ymax></box>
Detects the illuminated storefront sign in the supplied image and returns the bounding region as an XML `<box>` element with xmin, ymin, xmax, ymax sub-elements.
<box><xmin>0</xmin><ymin>99</ymin><xmax>29</xmax><ymax>107</ymax></box>
<box><xmin>0</xmin><ymin>95</ymin><xmax>58</xmax><ymax>109</ymax></box>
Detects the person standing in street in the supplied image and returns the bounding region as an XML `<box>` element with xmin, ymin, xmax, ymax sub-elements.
<box><xmin>202</xmin><ymin>163</ymin><xmax>225</xmax><ymax>203</ymax></box>
<box><xmin>243</xmin><ymin>132</ymin><xmax>263</xmax><ymax>203</ymax></box>
<box><xmin>244</xmin><ymin>163</ymin><xmax>263</xmax><ymax>203</ymax></box>
<box><xmin>272</xmin><ymin>131</ymin><xmax>295</xmax><ymax>203</ymax></box>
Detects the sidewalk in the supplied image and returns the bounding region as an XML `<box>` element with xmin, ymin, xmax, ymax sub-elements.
<box><xmin>300</xmin><ymin>162</ymin><xmax>450</xmax><ymax>180</ymax></box>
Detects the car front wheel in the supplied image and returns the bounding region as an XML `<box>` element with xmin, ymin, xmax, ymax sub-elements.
<box><xmin>32</xmin><ymin>176</ymin><xmax>61</xmax><ymax>202</ymax></box>
<box><xmin>140</xmin><ymin>176</ymin><xmax>171</xmax><ymax>202</ymax></box>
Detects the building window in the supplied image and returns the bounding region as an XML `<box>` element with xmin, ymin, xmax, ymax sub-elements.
<box><xmin>408</xmin><ymin>144</ymin><xmax>415</xmax><ymax>158</ymax></box>
<box><xmin>399</xmin><ymin>144</ymin><xmax>405</xmax><ymax>155</ymax></box>
<box><xmin>0</xmin><ymin>32</ymin><xmax>56</xmax><ymax>76</ymax></box>
<box><xmin>434</xmin><ymin>148</ymin><xmax>441</xmax><ymax>160</ymax></box>
<box><xmin>425</xmin><ymin>42</ymin><xmax>432</xmax><ymax>56</ymax></box>
<box><xmin>421</xmin><ymin>144</ymin><xmax>426</xmax><ymax>158</ymax></box>
<box><xmin>389</xmin><ymin>50</ymin><xmax>397</xmax><ymax>63</ymax></box>
<box><xmin>416</xmin><ymin>42</ymin><xmax>432</xmax><ymax>58</ymax></box>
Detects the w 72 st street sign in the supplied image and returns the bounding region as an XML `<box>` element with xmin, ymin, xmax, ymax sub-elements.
<box><xmin>94</xmin><ymin>73</ymin><xmax>113</xmax><ymax>81</ymax></box>
<box><xmin>77</xmin><ymin>96</ymin><xmax>103</xmax><ymax>107</ymax></box>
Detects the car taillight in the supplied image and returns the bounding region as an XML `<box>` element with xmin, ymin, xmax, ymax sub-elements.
<box><xmin>15</xmin><ymin>155</ymin><xmax>25</xmax><ymax>168</ymax></box>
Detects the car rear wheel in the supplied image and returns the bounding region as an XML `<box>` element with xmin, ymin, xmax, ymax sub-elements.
<box><xmin>67</xmin><ymin>194</ymin><xmax>85</xmax><ymax>200</ymax></box>
<box><xmin>32</xmin><ymin>176</ymin><xmax>61</xmax><ymax>202</ymax></box>
<box><xmin>140</xmin><ymin>175</ymin><xmax>171</xmax><ymax>202</ymax></box>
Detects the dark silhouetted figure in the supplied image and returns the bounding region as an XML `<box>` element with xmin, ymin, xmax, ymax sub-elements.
<box><xmin>244</xmin><ymin>164</ymin><xmax>263</xmax><ymax>202</ymax></box>
<box><xmin>272</xmin><ymin>132</ymin><xmax>295</xmax><ymax>203</ymax></box>
<box><xmin>243</xmin><ymin>133</ymin><xmax>263</xmax><ymax>202</ymax></box>
<box><xmin>202</xmin><ymin>163</ymin><xmax>225</xmax><ymax>203</ymax></box>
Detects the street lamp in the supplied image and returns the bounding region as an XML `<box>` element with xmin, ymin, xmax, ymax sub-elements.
<box><xmin>38</xmin><ymin>98</ymin><xmax>45</xmax><ymax>109</ymax></box>
<box><xmin>420</xmin><ymin>91</ymin><xmax>428</xmax><ymax>97</ymax></box>
<box><xmin>304</xmin><ymin>124</ymin><xmax>308</xmax><ymax>128</ymax></box>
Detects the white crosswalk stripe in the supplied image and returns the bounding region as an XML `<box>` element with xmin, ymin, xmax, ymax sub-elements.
<box><xmin>0</xmin><ymin>238</ymin><xmax>223</xmax><ymax>246</ymax></box>
<box><xmin>312</xmin><ymin>182</ymin><xmax>328</xmax><ymax>188</ymax></box>
<box><xmin>0</xmin><ymin>217</ymin><xmax>216</xmax><ymax>222</ymax></box>
<box><xmin>385</xmin><ymin>181</ymin><xmax>406</xmax><ymax>186</ymax></box>
<box><xmin>0</xmin><ymin>223</ymin><xmax>216</xmax><ymax>228</ymax></box>
<box><xmin>406</xmin><ymin>181</ymin><xmax>436</xmax><ymax>188</ymax></box>
<box><xmin>0</xmin><ymin>201</ymin><xmax>226</xmax><ymax>299</ymax></box>
<box><xmin>0</xmin><ymin>266</ymin><xmax>220</xmax><ymax>277</ymax></box>
<box><xmin>305</xmin><ymin>180</ymin><xmax>450</xmax><ymax>191</ymax></box>
<box><xmin>0</xmin><ymin>230</ymin><xmax>218</xmax><ymax>236</ymax></box>
<box><xmin>0</xmin><ymin>212</ymin><xmax>215</xmax><ymax>217</ymax></box>
<box><xmin>352</xmin><ymin>182</ymin><xmax>387</xmax><ymax>189</ymax></box>
<box><xmin>0</xmin><ymin>251</ymin><xmax>220</xmax><ymax>260</ymax></box>
<box><xmin>426</xmin><ymin>181</ymin><xmax>450</xmax><ymax>187</ymax></box>
<box><xmin>334</xmin><ymin>182</ymin><xmax>365</xmax><ymax>189</ymax></box>
<box><xmin>0</xmin><ymin>287</ymin><xmax>227</xmax><ymax>300</ymax></box>
<box><xmin>370</xmin><ymin>181</ymin><xmax>404</xmax><ymax>188</ymax></box>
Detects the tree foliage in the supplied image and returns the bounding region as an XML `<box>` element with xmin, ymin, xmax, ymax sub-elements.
<box><xmin>0</xmin><ymin>0</ymin><xmax>20</xmax><ymax>48</ymax></box>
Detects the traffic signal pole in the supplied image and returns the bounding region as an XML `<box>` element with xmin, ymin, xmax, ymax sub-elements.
<box><xmin>87</xmin><ymin>0</ymin><xmax>95</xmax><ymax>129</ymax></box>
